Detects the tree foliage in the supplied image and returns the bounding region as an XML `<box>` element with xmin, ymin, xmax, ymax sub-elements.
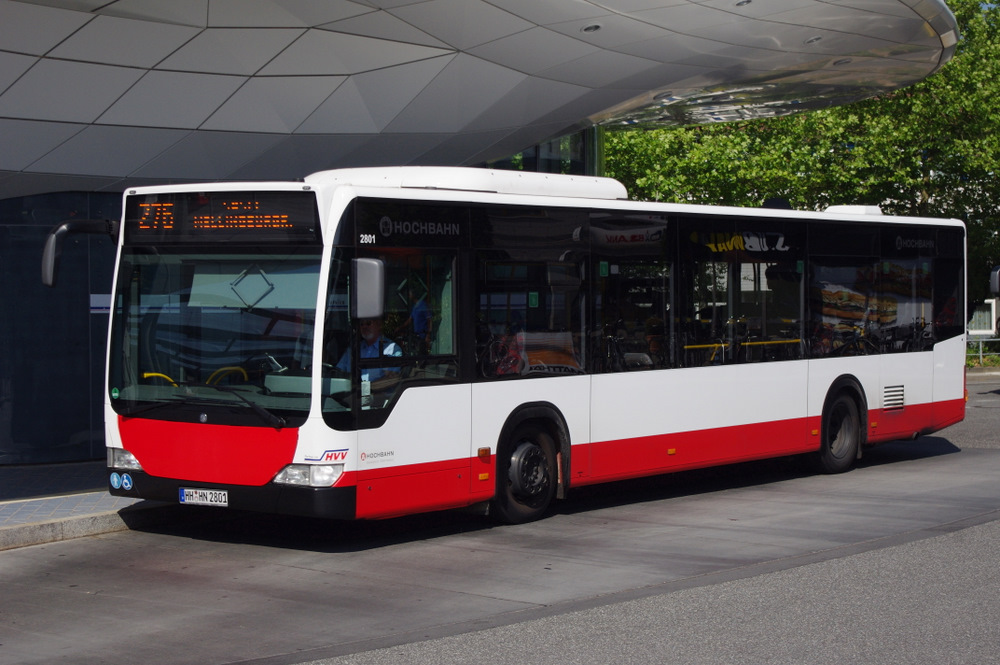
<box><xmin>604</xmin><ymin>0</ymin><xmax>1000</xmax><ymax>304</ymax></box>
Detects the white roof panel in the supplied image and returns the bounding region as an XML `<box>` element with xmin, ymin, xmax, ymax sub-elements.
<box><xmin>48</xmin><ymin>15</ymin><xmax>200</xmax><ymax>68</ymax></box>
<box><xmin>390</xmin><ymin>0</ymin><xmax>534</xmax><ymax>50</ymax></box>
<box><xmin>207</xmin><ymin>0</ymin><xmax>371</xmax><ymax>28</ymax></box>
<box><xmin>97</xmin><ymin>71</ymin><xmax>246</xmax><ymax>129</ymax></box>
<box><xmin>321</xmin><ymin>9</ymin><xmax>451</xmax><ymax>48</ymax></box>
<box><xmin>202</xmin><ymin>76</ymin><xmax>347</xmax><ymax>133</ymax></box>
<box><xmin>258</xmin><ymin>29</ymin><xmax>450</xmax><ymax>76</ymax></box>
<box><xmin>0</xmin><ymin>1</ymin><xmax>90</xmax><ymax>55</ymax></box>
<box><xmin>157</xmin><ymin>29</ymin><xmax>305</xmax><ymax>75</ymax></box>
<box><xmin>98</xmin><ymin>0</ymin><xmax>209</xmax><ymax>28</ymax></box>
<box><xmin>0</xmin><ymin>60</ymin><xmax>144</xmax><ymax>123</ymax></box>
<box><xmin>28</xmin><ymin>125</ymin><xmax>187</xmax><ymax>176</ymax></box>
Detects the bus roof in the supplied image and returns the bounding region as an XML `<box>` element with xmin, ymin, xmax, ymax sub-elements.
<box><xmin>124</xmin><ymin>167</ymin><xmax>963</xmax><ymax>230</ymax></box>
<box><xmin>304</xmin><ymin>166</ymin><xmax>629</xmax><ymax>201</ymax></box>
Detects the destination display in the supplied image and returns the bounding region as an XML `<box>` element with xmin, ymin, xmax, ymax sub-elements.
<box><xmin>124</xmin><ymin>190</ymin><xmax>320</xmax><ymax>244</ymax></box>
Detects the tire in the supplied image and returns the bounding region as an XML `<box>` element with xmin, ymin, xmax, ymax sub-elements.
<box><xmin>492</xmin><ymin>425</ymin><xmax>557</xmax><ymax>524</ymax></box>
<box><xmin>817</xmin><ymin>393</ymin><xmax>861</xmax><ymax>473</ymax></box>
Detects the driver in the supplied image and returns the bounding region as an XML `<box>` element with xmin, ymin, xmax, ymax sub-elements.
<box><xmin>335</xmin><ymin>317</ymin><xmax>401</xmax><ymax>382</ymax></box>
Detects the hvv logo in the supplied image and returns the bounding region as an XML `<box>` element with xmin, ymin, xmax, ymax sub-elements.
<box><xmin>305</xmin><ymin>449</ymin><xmax>349</xmax><ymax>462</ymax></box>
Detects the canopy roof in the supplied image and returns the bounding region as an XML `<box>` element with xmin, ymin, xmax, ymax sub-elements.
<box><xmin>0</xmin><ymin>0</ymin><xmax>957</xmax><ymax>198</ymax></box>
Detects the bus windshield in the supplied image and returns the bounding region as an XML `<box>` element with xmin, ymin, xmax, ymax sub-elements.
<box><xmin>108</xmin><ymin>245</ymin><xmax>323</xmax><ymax>428</ymax></box>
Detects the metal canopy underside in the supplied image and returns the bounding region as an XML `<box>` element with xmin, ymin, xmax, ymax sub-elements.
<box><xmin>0</xmin><ymin>0</ymin><xmax>957</xmax><ymax>198</ymax></box>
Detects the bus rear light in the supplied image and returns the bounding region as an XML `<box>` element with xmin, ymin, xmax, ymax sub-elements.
<box><xmin>274</xmin><ymin>464</ymin><xmax>344</xmax><ymax>487</ymax></box>
<box><xmin>108</xmin><ymin>447</ymin><xmax>142</xmax><ymax>471</ymax></box>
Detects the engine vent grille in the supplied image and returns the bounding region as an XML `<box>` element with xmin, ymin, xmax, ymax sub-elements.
<box><xmin>884</xmin><ymin>385</ymin><xmax>905</xmax><ymax>411</ymax></box>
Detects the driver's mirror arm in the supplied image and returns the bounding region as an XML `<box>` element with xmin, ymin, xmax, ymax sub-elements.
<box><xmin>41</xmin><ymin>219</ymin><xmax>119</xmax><ymax>287</ymax></box>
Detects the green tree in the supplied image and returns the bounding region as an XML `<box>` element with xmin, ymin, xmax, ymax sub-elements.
<box><xmin>605</xmin><ymin>0</ymin><xmax>1000</xmax><ymax>305</ymax></box>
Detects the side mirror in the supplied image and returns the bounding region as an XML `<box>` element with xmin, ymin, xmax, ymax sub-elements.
<box><xmin>41</xmin><ymin>219</ymin><xmax>118</xmax><ymax>287</ymax></box>
<box><xmin>991</xmin><ymin>266</ymin><xmax>1000</xmax><ymax>295</ymax></box>
<box><xmin>351</xmin><ymin>258</ymin><xmax>384</xmax><ymax>320</ymax></box>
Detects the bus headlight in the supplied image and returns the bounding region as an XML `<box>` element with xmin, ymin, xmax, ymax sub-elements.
<box><xmin>273</xmin><ymin>464</ymin><xmax>344</xmax><ymax>487</ymax></box>
<box><xmin>107</xmin><ymin>448</ymin><xmax>143</xmax><ymax>471</ymax></box>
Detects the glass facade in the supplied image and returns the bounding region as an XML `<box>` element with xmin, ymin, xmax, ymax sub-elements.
<box><xmin>0</xmin><ymin>193</ymin><xmax>119</xmax><ymax>463</ymax></box>
<box><xmin>0</xmin><ymin>130</ymin><xmax>598</xmax><ymax>465</ymax></box>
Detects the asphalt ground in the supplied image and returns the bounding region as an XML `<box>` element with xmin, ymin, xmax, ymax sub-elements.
<box><xmin>305</xmin><ymin>517</ymin><xmax>1000</xmax><ymax>665</ymax></box>
<box><xmin>1</xmin><ymin>371</ymin><xmax>999</xmax><ymax>664</ymax></box>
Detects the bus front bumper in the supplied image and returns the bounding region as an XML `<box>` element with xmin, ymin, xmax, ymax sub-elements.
<box><xmin>107</xmin><ymin>469</ymin><xmax>357</xmax><ymax>519</ymax></box>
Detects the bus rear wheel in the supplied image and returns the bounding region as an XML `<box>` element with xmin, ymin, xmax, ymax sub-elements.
<box><xmin>817</xmin><ymin>393</ymin><xmax>860</xmax><ymax>473</ymax></box>
<box><xmin>493</xmin><ymin>425</ymin><xmax>557</xmax><ymax>524</ymax></box>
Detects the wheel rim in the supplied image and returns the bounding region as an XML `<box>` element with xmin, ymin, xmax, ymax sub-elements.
<box><xmin>508</xmin><ymin>441</ymin><xmax>550</xmax><ymax>500</ymax></box>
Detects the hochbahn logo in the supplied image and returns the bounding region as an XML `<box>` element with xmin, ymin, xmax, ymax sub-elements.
<box><xmin>896</xmin><ymin>235</ymin><xmax>934</xmax><ymax>250</ymax></box>
<box><xmin>360</xmin><ymin>450</ymin><xmax>394</xmax><ymax>463</ymax></box>
<box><xmin>379</xmin><ymin>215</ymin><xmax>460</xmax><ymax>238</ymax></box>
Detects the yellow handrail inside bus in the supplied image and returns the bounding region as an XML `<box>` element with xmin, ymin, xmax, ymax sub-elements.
<box><xmin>142</xmin><ymin>372</ymin><xmax>178</xmax><ymax>387</ymax></box>
<box><xmin>207</xmin><ymin>366</ymin><xmax>249</xmax><ymax>385</ymax></box>
<box><xmin>741</xmin><ymin>339</ymin><xmax>802</xmax><ymax>347</ymax></box>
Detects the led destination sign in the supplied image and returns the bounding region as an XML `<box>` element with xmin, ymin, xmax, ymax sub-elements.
<box><xmin>124</xmin><ymin>191</ymin><xmax>319</xmax><ymax>244</ymax></box>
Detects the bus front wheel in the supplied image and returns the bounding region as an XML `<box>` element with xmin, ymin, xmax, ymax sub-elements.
<box><xmin>493</xmin><ymin>425</ymin><xmax>557</xmax><ymax>524</ymax></box>
<box><xmin>817</xmin><ymin>393</ymin><xmax>860</xmax><ymax>473</ymax></box>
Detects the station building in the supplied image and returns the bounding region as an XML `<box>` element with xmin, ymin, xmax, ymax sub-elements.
<box><xmin>0</xmin><ymin>0</ymin><xmax>958</xmax><ymax>463</ymax></box>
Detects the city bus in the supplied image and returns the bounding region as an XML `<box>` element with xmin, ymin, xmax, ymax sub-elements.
<box><xmin>44</xmin><ymin>167</ymin><xmax>967</xmax><ymax>523</ymax></box>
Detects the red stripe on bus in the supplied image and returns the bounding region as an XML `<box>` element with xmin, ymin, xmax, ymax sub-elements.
<box><xmin>354</xmin><ymin>456</ymin><xmax>494</xmax><ymax>519</ymax></box>
<box><xmin>573</xmin><ymin>416</ymin><xmax>817</xmax><ymax>486</ymax></box>
<box><xmin>867</xmin><ymin>398</ymin><xmax>965</xmax><ymax>444</ymax></box>
<box><xmin>119</xmin><ymin>416</ymin><xmax>298</xmax><ymax>485</ymax></box>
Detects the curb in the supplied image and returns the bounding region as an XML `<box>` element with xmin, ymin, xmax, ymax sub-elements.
<box><xmin>0</xmin><ymin>502</ymin><xmax>179</xmax><ymax>552</ymax></box>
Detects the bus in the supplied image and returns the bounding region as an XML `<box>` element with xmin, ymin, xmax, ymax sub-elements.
<box><xmin>44</xmin><ymin>167</ymin><xmax>967</xmax><ymax>523</ymax></box>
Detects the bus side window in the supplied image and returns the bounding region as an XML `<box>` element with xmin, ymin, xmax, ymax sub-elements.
<box><xmin>591</xmin><ymin>214</ymin><xmax>671</xmax><ymax>372</ymax></box>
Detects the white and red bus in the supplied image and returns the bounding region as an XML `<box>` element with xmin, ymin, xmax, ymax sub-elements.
<box><xmin>54</xmin><ymin>167</ymin><xmax>966</xmax><ymax>523</ymax></box>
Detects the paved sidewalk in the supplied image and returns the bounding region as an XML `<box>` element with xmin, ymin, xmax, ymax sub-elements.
<box><xmin>0</xmin><ymin>460</ymin><xmax>164</xmax><ymax>551</ymax></box>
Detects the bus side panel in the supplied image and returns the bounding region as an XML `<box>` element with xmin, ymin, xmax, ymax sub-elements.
<box><xmin>355</xmin><ymin>383</ymin><xmax>475</xmax><ymax>519</ymax></box>
<box><xmin>355</xmin><ymin>460</ymin><xmax>478</xmax><ymax>519</ymax></box>
<box><xmin>806</xmin><ymin>355</ymin><xmax>881</xmax><ymax>443</ymax></box>
<box><xmin>587</xmin><ymin>362</ymin><xmax>811</xmax><ymax>483</ymax></box>
<box><xmin>932</xmin><ymin>335</ymin><xmax>967</xmax><ymax>431</ymax></box>
<box><xmin>875</xmin><ymin>351</ymin><xmax>935</xmax><ymax>441</ymax></box>
<box><xmin>471</xmin><ymin>375</ymin><xmax>591</xmax><ymax>480</ymax></box>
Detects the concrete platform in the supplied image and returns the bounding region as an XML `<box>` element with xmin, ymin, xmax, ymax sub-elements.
<box><xmin>0</xmin><ymin>460</ymin><xmax>163</xmax><ymax>551</ymax></box>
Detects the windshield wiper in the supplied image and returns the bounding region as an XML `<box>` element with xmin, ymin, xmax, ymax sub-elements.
<box><xmin>119</xmin><ymin>384</ymin><xmax>286</xmax><ymax>430</ymax></box>
<box><xmin>196</xmin><ymin>384</ymin><xmax>286</xmax><ymax>430</ymax></box>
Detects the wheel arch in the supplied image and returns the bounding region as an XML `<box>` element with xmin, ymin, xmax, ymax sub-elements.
<box><xmin>823</xmin><ymin>374</ymin><xmax>869</xmax><ymax>454</ymax></box>
<box><xmin>496</xmin><ymin>401</ymin><xmax>571</xmax><ymax>499</ymax></box>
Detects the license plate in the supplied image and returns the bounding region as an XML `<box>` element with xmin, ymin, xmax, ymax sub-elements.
<box><xmin>179</xmin><ymin>488</ymin><xmax>228</xmax><ymax>507</ymax></box>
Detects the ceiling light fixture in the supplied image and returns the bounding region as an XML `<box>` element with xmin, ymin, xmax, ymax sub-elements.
<box><xmin>581</xmin><ymin>24</ymin><xmax>602</xmax><ymax>33</ymax></box>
